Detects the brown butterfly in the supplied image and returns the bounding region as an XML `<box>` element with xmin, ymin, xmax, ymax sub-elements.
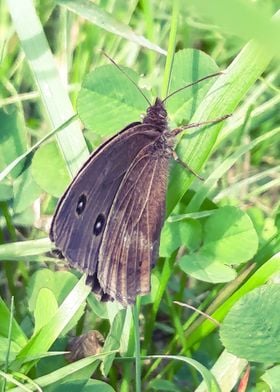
<box><xmin>50</xmin><ymin>65</ymin><xmax>229</xmax><ymax>306</ymax></box>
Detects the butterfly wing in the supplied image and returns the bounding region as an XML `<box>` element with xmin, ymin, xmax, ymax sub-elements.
<box><xmin>94</xmin><ymin>140</ymin><xmax>171</xmax><ymax>305</ymax></box>
<box><xmin>50</xmin><ymin>123</ymin><xmax>163</xmax><ymax>295</ymax></box>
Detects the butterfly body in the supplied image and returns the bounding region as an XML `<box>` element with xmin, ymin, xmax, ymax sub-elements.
<box><xmin>50</xmin><ymin>98</ymin><xmax>175</xmax><ymax>305</ymax></box>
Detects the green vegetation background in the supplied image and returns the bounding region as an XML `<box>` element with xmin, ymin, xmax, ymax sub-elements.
<box><xmin>0</xmin><ymin>0</ymin><xmax>280</xmax><ymax>391</ymax></box>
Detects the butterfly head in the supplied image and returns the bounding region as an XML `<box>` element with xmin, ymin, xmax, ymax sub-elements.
<box><xmin>143</xmin><ymin>98</ymin><xmax>168</xmax><ymax>130</ymax></box>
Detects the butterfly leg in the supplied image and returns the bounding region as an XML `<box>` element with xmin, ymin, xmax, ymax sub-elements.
<box><xmin>172</xmin><ymin>150</ymin><xmax>204</xmax><ymax>180</ymax></box>
<box><xmin>172</xmin><ymin>114</ymin><xmax>231</xmax><ymax>136</ymax></box>
<box><xmin>52</xmin><ymin>248</ymin><xmax>65</xmax><ymax>259</ymax></box>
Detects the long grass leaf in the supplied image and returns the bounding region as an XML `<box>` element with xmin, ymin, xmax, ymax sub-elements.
<box><xmin>7</xmin><ymin>0</ymin><xmax>88</xmax><ymax>176</ymax></box>
<box><xmin>187</xmin><ymin>126</ymin><xmax>280</xmax><ymax>211</ymax></box>
<box><xmin>10</xmin><ymin>276</ymin><xmax>90</xmax><ymax>372</ymax></box>
<box><xmin>58</xmin><ymin>0</ymin><xmax>166</xmax><ymax>55</ymax></box>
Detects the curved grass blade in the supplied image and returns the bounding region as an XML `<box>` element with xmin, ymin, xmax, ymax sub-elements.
<box><xmin>9</xmin><ymin>351</ymin><xmax>117</xmax><ymax>392</ymax></box>
<box><xmin>58</xmin><ymin>0</ymin><xmax>166</xmax><ymax>55</ymax></box>
<box><xmin>0</xmin><ymin>116</ymin><xmax>76</xmax><ymax>183</ymax></box>
<box><xmin>145</xmin><ymin>355</ymin><xmax>221</xmax><ymax>392</ymax></box>
<box><xmin>10</xmin><ymin>276</ymin><xmax>90</xmax><ymax>373</ymax></box>
<box><xmin>187</xmin><ymin>126</ymin><xmax>280</xmax><ymax>212</ymax></box>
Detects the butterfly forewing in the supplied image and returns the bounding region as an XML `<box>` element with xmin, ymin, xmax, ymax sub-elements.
<box><xmin>50</xmin><ymin>124</ymin><xmax>165</xmax><ymax>292</ymax></box>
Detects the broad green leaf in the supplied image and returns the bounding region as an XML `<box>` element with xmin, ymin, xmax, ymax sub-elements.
<box><xmin>11</xmin><ymin>276</ymin><xmax>90</xmax><ymax>372</ymax></box>
<box><xmin>202</xmin><ymin>206</ymin><xmax>258</xmax><ymax>264</ymax></box>
<box><xmin>178</xmin><ymin>206</ymin><xmax>258</xmax><ymax>283</ymax></box>
<box><xmin>31</xmin><ymin>142</ymin><xmax>70</xmax><ymax>197</ymax></box>
<box><xmin>13</xmin><ymin>165</ymin><xmax>42</xmax><ymax>213</ymax></box>
<box><xmin>33</xmin><ymin>288</ymin><xmax>58</xmax><ymax>334</ymax></box>
<box><xmin>160</xmin><ymin>219</ymin><xmax>202</xmax><ymax>257</ymax></box>
<box><xmin>179</xmin><ymin>254</ymin><xmax>236</xmax><ymax>283</ymax></box>
<box><xmin>44</xmin><ymin>381</ymin><xmax>87</xmax><ymax>392</ymax></box>
<box><xmin>0</xmin><ymin>182</ymin><xmax>13</xmax><ymax>201</ymax></box>
<box><xmin>13</xmin><ymin>206</ymin><xmax>36</xmax><ymax>227</ymax></box>
<box><xmin>166</xmin><ymin>48</ymin><xmax>219</xmax><ymax>124</ymax></box>
<box><xmin>220</xmin><ymin>284</ymin><xmax>280</xmax><ymax>363</ymax></box>
<box><xmin>77</xmin><ymin>49</ymin><xmax>219</xmax><ymax>139</ymax></box>
<box><xmin>0</xmin><ymin>106</ymin><xmax>27</xmax><ymax>178</ymax></box>
<box><xmin>0</xmin><ymin>116</ymin><xmax>77</xmax><ymax>184</ymax></box>
<box><xmin>28</xmin><ymin>269</ymin><xmax>84</xmax><ymax>336</ymax></box>
<box><xmin>28</xmin><ymin>269</ymin><xmax>78</xmax><ymax>312</ymax></box>
<box><xmin>77</xmin><ymin>64</ymin><xmax>150</xmax><ymax>137</ymax></box>
<box><xmin>261</xmin><ymin>365</ymin><xmax>280</xmax><ymax>392</ymax></box>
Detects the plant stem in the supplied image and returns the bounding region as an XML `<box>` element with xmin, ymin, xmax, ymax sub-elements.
<box><xmin>133</xmin><ymin>302</ymin><xmax>141</xmax><ymax>392</ymax></box>
<box><xmin>161</xmin><ymin>0</ymin><xmax>179</xmax><ymax>98</ymax></box>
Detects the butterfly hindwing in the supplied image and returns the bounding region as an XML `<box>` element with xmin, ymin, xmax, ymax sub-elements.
<box><xmin>97</xmin><ymin>141</ymin><xmax>170</xmax><ymax>305</ymax></box>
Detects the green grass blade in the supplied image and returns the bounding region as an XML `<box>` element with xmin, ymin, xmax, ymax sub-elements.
<box><xmin>57</xmin><ymin>0</ymin><xmax>166</xmax><ymax>55</ymax></box>
<box><xmin>7</xmin><ymin>0</ymin><xmax>88</xmax><ymax>176</ymax></box>
<box><xmin>10</xmin><ymin>276</ymin><xmax>90</xmax><ymax>373</ymax></box>
<box><xmin>161</xmin><ymin>0</ymin><xmax>179</xmax><ymax>98</ymax></box>
<box><xmin>187</xmin><ymin>126</ymin><xmax>280</xmax><ymax>212</ymax></box>
<box><xmin>0</xmin><ymin>238</ymin><xmax>51</xmax><ymax>260</ymax></box>
<box><xmin>2</xmin><ymin>297</ymin><xmax>14</xmax><ymax>392</ymax></box>
<box><xmin>133</xmin><ymin>305</ymin><xmax>141</xmax><ymax>392</ymax></box>
<box><xmin>0</xmin><ymin>370</ymin><xmax>34</xmax><ymax>392</ymax></box>
<box><xmin>195</xmin><ymin>350</ymin><xmax>247</xmax><ymax>392</ymax></box>
<box><xmin>0</xmin><ymin>115</ymin><xmax>77</xmax><ymax>183</ymax></box>
<box><xmin>215</xmin><ymin>166</ymin><xmax>280</xmax><ymax>203</ymax></box>
<box><xmin>146</xmin><ymin>355</ymin><xmax>221</xmax><ymax>392</ymax></box>
<box><xmin>9</xmin><ymin>351</ymin><xmax>117</xmax><ymax>391</ymax></box>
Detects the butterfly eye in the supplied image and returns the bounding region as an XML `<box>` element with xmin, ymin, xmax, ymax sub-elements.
<box><xmin>76</xmin><ymin>194</ymin><xmax>87</xmax><ymax>215</ymax></box>
<box><xmin>93</xmin><ymin>214</ymin><xmax>106</xmax><ymax>236</ymax></box>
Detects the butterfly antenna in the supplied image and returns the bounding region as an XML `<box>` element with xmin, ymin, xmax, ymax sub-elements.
<box><xmin>102</xmin><ymin>51</ymin><xmax>151</xmax><ymax>106</ymax></box>
<box><xmin>162</xmin><ymin>72</ymin><xmax>223</xmax><ymax>103</ymax></box>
